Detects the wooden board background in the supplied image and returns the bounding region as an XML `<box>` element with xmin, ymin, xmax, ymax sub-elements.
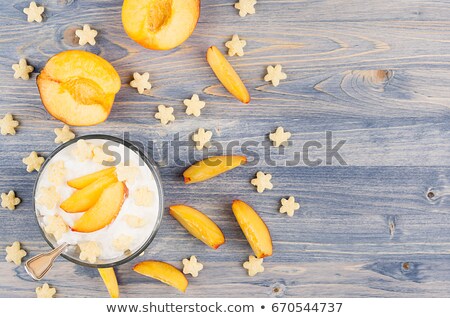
<box><xmin>2</xmin><ymin>0</ymin><xmax>450</xmax><ymax>297</ymax></box>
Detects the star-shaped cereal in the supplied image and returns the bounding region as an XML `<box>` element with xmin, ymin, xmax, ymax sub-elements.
<box><xmin>192</xmin><ymin>128</ymin><xmax>212</xmax><ymax>150</ymax></box>
<box><xmin>72</xmin><ymin>139</ymin><xmax>94</xmax><ymax>162</ymax></box>
<box><xmin>1</xmin><ymin>190</ymin><xmax>21</xmax><ymax>210</ymax></box>
<box><xmin>243</xmin><ymin>255</ymin><xmax>264</xmax><ymax>276</ymax></box>
<box><xmin>124</xmin><ymin>215</ymin><xmax>146</xmax><ymax>228</ymax></box>
<box><xmin>44</xmin><ymin>215</ymin><xmax>68</xmax><ymax>240</ymax></box>
<box><xmin>269</xmin><ymin>127</ymin><xmax>291</xmax><ymax>147</ymax></box>
<box><xmin>23</xmin><ymin>2</ymin><xmax>44</xmax><ymax>23</ymax></box>
<box><xmin>23</xmin><ymin>151</ymin><xmax>45</xmax><ymax>172</ymax></box>
<box><xmin>54</xmin><ymin>125</ymin><xmax>75</xmax><ymax>144</ymax></box>
<box><xmin>36</xmin><ymin>186</ymin><xmax>60</xmax><ymax>210</ymax></box>
<box><xmin>78</xmin><ymin>241</ymin><xmax>101</xmax><ymax>264</ymax></box>
<box><xmin>0</xmin><ymin>113</ymin><xmax>19</xmax><ymax>135</ymax></box>
<box><xmin>75</xmin><ymin>24</ymin><xmax>98</xmax><ymax>46</ymax></box>
<box><xmin>182</xmin><ymin>256</ymin><xmax>203</xmax><ymax>277</ymax></box>
<box><xmin>251</xmin><ymin>171</ymin><xmax>273</xmax><ymax>193</ymax></box>
<box><xmin>92</xmin><ymin>146</ymin><xmax>114</xmax><ymax>164</ymax></box>
<box><xmin>235</xmin><ymin>0</ymin><xmax>257</xmax><ymax>17</ymax></box>
<box><xmin>116</xmin><ymin>164</ymin><xmax>139</xmax><ymax>184</ymax></box>
<box><xmin>12</xmin><ymin>58</ymin><xmax>34</xmax><ymax>80</ymax></box>
<box><xmin>48</xmin><ymin>161</ymin><xmax>66</xmax><ymax>185</ymax></box>
<box><xmin>155</xmin><ymin>105</ymin><xmax>175</xmax><ymax>125</ymax></box>
<box><xmin>280</xmin><ymin>196</ymin><xmax>300</xmax><ymax>217</ymax></box>
<box><xmin>183</xmin><ymin>94</ymin><xmax>205</xmax><ymax>117</ymax></box>
<box><xmin>264</xmin><ymin>64</ymin><xmax>287</xmax><ymax>87</ymax></box>
<box><xmin>225</xmin><ymin>34</ymin><xmax>247</xmax><ymax>57</ymax></box>
<box><xmin>130</xmin><ymin>72</ymin><xmax>152</xmax><ymax>94</ymax></box>
<box><xmin>113</xmin><ymin>234</ymin><xmax>133</xmax><ymax>252</ymax></box>
<box><xmin>36</xmin><ymin>283</ymin><xmax>56</xmax><ymax>298</ymax></box>
<box><xmin>5</xmin><ymin>241</ymin><xmax>27</xmax><ymax>265</ymax></box>
<box><xmin>133</xmin><ymin>187</ymin><xmax>154</xmax><ymax>207</ymax></box>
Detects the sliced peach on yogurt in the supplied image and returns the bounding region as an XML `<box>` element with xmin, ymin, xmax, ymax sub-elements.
<box><xmin>67</xmin><ymin>167</ymin><xmax>116</xmax><ymax>189</ymax></box>
<box><xmin>133</xmin><ymin>260</ymin><xmax>188</xmax><ymax>292</ymax></box>
<box><xmin>183</xmin><ymin>155</ymin><xmax>247</xmax><ymax>184</ymax></box>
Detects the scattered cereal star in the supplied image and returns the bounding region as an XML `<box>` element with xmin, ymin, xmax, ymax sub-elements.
<box><xmin>269</xmin><ymin>127</ymin><xmax>291</xmax><ymax>147</ymax></box>
<box><xmin>130</xmin><ymin>72</ymin><xmax>152</xmax><ymax>94</ymax></box>
<box><xmin>280</xmin><ymin>196</ymin><xmax>300</xmax><ymax>217</ymax></box>
<box><xmin>235</xmin><ymin>0</ymin><xmax>257</xmax><ymax>17</ymax></box>
<box><xmin>92</xmin><ymin>146</ymin><xmax>114</xmax><ymax>164</ymax></box>
<box><xmin>0</xmin><ymin>113</ymin><xmax>19</xmax><ymax>135</ymax></box>
<box><xmin>225</xmin><ymin>34</ymin><xmax>247</xmax><ymax>57</ymax></box>
<box><xmin>243</xmin><ymin>255</ymin><xmax>264</xmax><ymax>277</ymax></box>
<box><xmin>124</xmin><ymin>215</ymin><xmax>146</xmax><ymax>228</ymax></box>
<box><xmin>183</xmin><ymin>94</ymin><xmax>205</xmax><ymax>117</ymax></box>
<box><xmin>182</xmin><ymin>256</ymin><xmax>203</xmax><ymax>277</ymax></box>
<box><xmin>36</xmin><ymin>283</ymin><xmax>56</xmax><ymax>298</ymax></box>
<box><xmin>75</xmin><ymin>24</ymin><xmax>98</xmax><ymax>46</ymax></box>
<box><xmin>12</xmin><ymin>58</ymin><xmax>34</xmax><ymax>80</ymax></box>
<box><xmin>192</xmin><ymin>128</ymin><xmax>212</xmax><ymax>150</ymax></box>
<box><xmin>264</xmin><ymin>64</ymin><xmax>287</xmax><ymax>87</ymax></box>
<box><xmin>251</xmin><ymin>171</ymin><xmax>273</xmax><ymax>193</ymax></box>
<box><xmin>155</xmin><ymin>105</ymin><xmax>175</xmax><ymax>125</ymax></box>
<box><xmin>23</xmin><ymin>151</ymin><xmax>45</xmax><ymax>172</ymax></box>
<box><xmin>36</xmin><ymin>186</ymin><xmax>60</xmax><ymax>210</ymax></box>
<box><xmin>116</xmin><ymin>164</ymin><xmax>139</xmax><ymax>184</ymax></box>
<box><xmin>1</xmin><ymin>190</ymin><xmax>21</xmax><ymax>211</ymax></box>
<box><xmin>133</xmin><ymin>187</ymin><xmax>154</xmax><ymax>207</ymax></box>
<box><xmin>5</xmin><ymin>241</ymin><xmax>27</xmax><ymax>265</ymax></box>
<box><xmin>113</xmin><ymin>234</ymin><xmax>133</xmax><ymax>252</ymax></box>
<box><xmin>72</xmin><ymin>139</ymin><xmax>94</xmax><ymax>162</ymax></box>
<box><xmin>44</xmin><ymin>215</ymin><xmax>68</xmax><ymax>240</ymax></box>
<box><xmin>54</xmin><ymin>125</ymin><xmax>75</xmax><ymax>144</ymax></box>
<box><xmin>79</xmin><ymin>241</ymin><xmax>101</xmax><ymax>264</ymax></box>
<box><xmin>23</xmin><ymin>2</ymin><xmax>44</xmax><ymax>23</ymax></box>
<box><xmin>48</xmin><ymin>161</ymin><xmax>66</xmax><ymax>185</ymax></box>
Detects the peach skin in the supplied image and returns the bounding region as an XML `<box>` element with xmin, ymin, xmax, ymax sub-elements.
<box><xmin>67</xmin><ymin>167</ymin><xmax>116</xmax><ymax>189</ymax></box>
<box><xmin>183</xmin><ymin>155</ymin><xmax>247</xmax><ymax>184</ymax></box>
<box><xmin>98</xmin><ymin>268</ymin><xmax>119</xmax><ymax>298</ymax></box>
<box><xmin>133</xmin><ymin>261</ymin><xmax>188</xmax><ymax>292</ymax></box>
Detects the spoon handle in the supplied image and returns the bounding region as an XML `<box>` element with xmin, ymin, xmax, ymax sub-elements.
<box><xmin>25</xmin><ymin>243</ymin><xmax>68</xmax><ymax>281</ymax></box>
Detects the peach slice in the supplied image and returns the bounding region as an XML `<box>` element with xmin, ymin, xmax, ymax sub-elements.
<box><xmin>122</xmin><ymin>0</ymin><xmax>200</xmax><ymax>50</ymax></box>
<box><xmin>72</xmin><ymin>182</ymin><xmax>127</xmax><ymax>233</ymax></box>
<box><xmin>183</xmin><ymin>155</ymin><xmax>247</xmax><ymax>184</ymax></box>
<box><xmin>206</xmin><ymin>46</ymin><xmax>250</xmax><ymax>104</ymax></box>
<box><xmin>67</xmin><ymin>167</ymin><xmax>116</xmax><ymax>189</ymax></box>
<box><xmin>169</xmin><ymin>205</ymin><xmax>225</xmax><ymax>249</ymax></box>
<box><xmin>37</xmin><ymin>50</ymin><xmax>121</xmax><ymax>126</ymax></box>
<box><xmin>98</xmin><ymin>268</ymin><xmax>119</xmax><ymax>298</ymax></box>
<box><xmin>133</xmin><ymin>261</ymin><xmax>188</xmax><ymax>292</ymax></box>
<box><xmin>60</xmin><ymin>174</ymin><xmax>118</xmax><ymax>213</ymax></box>
<box><xmin>231</xmin><ymin>200</ymin><xmax>273</xmax><ymax>258</ymax></box>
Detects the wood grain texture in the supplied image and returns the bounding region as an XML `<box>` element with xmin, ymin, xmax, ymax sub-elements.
<box><xmin>2</xmin><ymin>0</ymin><xmax>450</xmax><ymax>297</ymax></box>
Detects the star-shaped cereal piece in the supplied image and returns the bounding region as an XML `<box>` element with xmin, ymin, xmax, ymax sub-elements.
<box><xmin>269</xmin><ymin>127</ymin><xmax>291</xmax><ymax>147</ymax></box>
<box><xmin>235</xmin><ymin>0</ymin><xmax>257</xmax><ymax>17</ymax></box>
<box><xmin>36</xmin><ymin>283</ymin><xmax>56</xmax><ymax>298</ymax></box>
<box><xmin>54</xmin><ymin>125</ymin><xmax>75</xmax><ymax>144</ymax></box>
<box><xmin>264</xmin><ymin>64</ymin><xmax>287</xmax><ymax>87</ymax></box>
<box><xmin>92</xmin><ymin>146</ymin><xmax>114</xmax><ymax>164</ymax></box>
<box><xmin>75</xmin><ymin>24</ymin><xmax>98</xmax><ymax>46</ymax></box>
<box><xmin>44</xmin><ymin>215</ymin><xmax>68</xmax><ymax>240</ymax></box>
<box><xmin>1</xmin><ymin>190</ymin><xmax>21</xmax><ymax>211</ymax></box>
<box><xmin>130</xmin><ymin>72</ymin><xmax>152</xmax><ymax>94</ymax></box>
<box><xmin>23</xmin><ymin>2</ymin><xmax>44</xmax><ymax>23</ymax></box>
<box><xmin>113</xmin><ymin>234</ymin><xmax>133</xmax><ymax>252</ymax></box>
<box><xmin>36</xmin><ymin>186</ymin><xmax>60</xmax><ymax>210</ymax></box>
<box><xmin>78</xmin><ymin>241</ymin><xmax>101</xmax><ymax>264</ymax></box>
<box><xmin>124</xmin><ymin>215</ymin><xmax>146</xmax><ymax>228</ymax></box>
<box><xmin>116</xmin><ymin>164</ymin><xmax>140</xmax><ymax>184</ymax></box>
<box><xmin>48</xmin><ymin>161</ymin><xmax>66</xmax><ymax>185</ymax></box>
<box><xmin>192</xmin><ymin>128</ymin><xmax>212</xmax><ymax>150</ymax></box>
<box><xmin>183</xmin><ymin>94</ymin><xmax>205</xmax><ymax>117</ymax></box>
<box><xmin>0</xmin><ymin>113</ymin><xmax>19</xmax><ymax>135</ymax></box>
<box><xmin>182</xmin><ymin>256</ymin><xmax>203</xmax><ymax>277</ymax></box>
<box><xmin>12</xmin><ymin>58</ymin><xmax>34</xmax><ymax>80</ymax></box>
<box><xmin>72</xmin><ymin>139</ymin><xmax>94</xmax><ymax>162</ymax></box>
<box><xmin>225</xmin><ymin>34</ymin><xmax>247</xmax><ymax>57</ymax></box>
<box><xmin>23</xmin><ymin>151</ymin><xmax>45</xmax><ymax>172</ymax></box>
<box><xmin>5</xmin><ymin>241</ymin><xmax>27</xmax><ymax>265</ymax></box>
<box><xmin>155</xmin><ymin>105</ymin><xmax>175</xmax><ymax>125</ymax></box>
<box><xmin>243</xmin><ymin>255</ymin><xmax>264</xmax><ymax>277</ymax></box>
<box><xmin>280</xmin><ymin>196</ymin><xmax>300</xmax><ymax>217</ymax></box>
<box><xmin>133</xmin><ymin>187</ymin><xmax>154</xmax><ymax>207</ymax></box>
<box><xmin>251</xmin><ymin>171</ymin><xmax>273</xmax><ymax>193</ymax></box>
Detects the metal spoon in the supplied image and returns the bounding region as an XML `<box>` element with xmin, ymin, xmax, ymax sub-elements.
<box><xmin>24</xmin><ymin>243</ymin><xmax>68</xmax><ymax>281</ymax></box>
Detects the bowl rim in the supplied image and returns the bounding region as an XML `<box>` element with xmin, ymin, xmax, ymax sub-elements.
<box><xmin>32</xmin><ymin>134</ymin><xmax>164</xmax><ymax>268</ymax></box>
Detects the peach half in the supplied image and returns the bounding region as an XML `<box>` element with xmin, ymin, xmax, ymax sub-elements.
<box><xmin>133</xmin><ymin>261</ymin><xmax>188</xmax><ymax>292</ymax></box>
<box><xmin>37</xmin><ymin>50</ymin><xmax>121</xmax><ymax>126</ymax></box>
<box><xmin>122</xmin><ymin>0</ymin><xmax>200</xmax><ymax>50</ymax></box>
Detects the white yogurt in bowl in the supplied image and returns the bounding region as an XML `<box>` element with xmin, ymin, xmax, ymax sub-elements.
<box><xmin>33</xmin><ymin>135</ymin><xmax>163</xmax><ymax>267</ymax></box>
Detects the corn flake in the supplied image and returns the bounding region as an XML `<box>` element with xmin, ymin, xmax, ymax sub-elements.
<box><xmin>0</xmin><ymin>113</ymin><xmax>19</xmax><ymax>135</ymax></box>
<box><xmin>251</xmin><ymin>171</ymin><xmax>273</xmax><ymax>193</ymax></box>
<box><xmin>78</xmin><ymin>241</ymin><xmax>101</xmax><ymax>264</ymax></box>
<box><xmin>133</xmin><ymin>187</ymin><xmax>154</xmax><ymax>207</ymax></box>
<box><xmin>264</xmin><ymin>64</ymin><xmax>287</xmax><ymax>87</ymax></box>
<box><xmin>280</xmin><ymin>196</ymin><xmax>300</xmax><ymax>217</ymax></box>
<box><xmin>23</xmin><ymin>2</ymin><xmax>44</xmax><ymax>23</ymax></box>
<box><xmin>54</xmin><ymin>125</ymin><xmax>75</xmax><ymax>144</ymax></box>
<box><xmin>116</xmin><ymin>164</ymin><xmax>139</xmax><ymax>184</ymax></box>
<box><xmin>5</xmin><ymin>241</ymin><xmax>27</xmax><ymax>265</ymax></box>
<box><xmin>243</xmin><ymin>255</ymin><xmax>264</xmax><ymax>276</ymax></box>
<box><xmin>269</xmin><ymin>127</ymin><xmax>291</xmax><ymax>147</ymax></box>
<box><xmin>155</xmin><ymin>105</ymin><xmax>175</xmax><ymax>125</ymax></box>
<box><xmin>225</xmin><ymin>34</ymin><xmax>246</xmax><ymax>57</ymax></box>
<box><xmin>92</xmin><ymin>146</ymin><xmax>115</xmax><ymax>164</ymax></box>
<box><xmin>44</xmin><ymin>215</ymin><xmax>68</xmax><ymax>240</ymax></box>
<box><xmin>72</xmin><ymin>139</ymin><xmax>94</xmax><ymax>162</ymax></box>
<box><xmin>75</xmin><ymin>24</ymin><xmax>98</xmax><ymax>46</ymax></box>
<box><xmin>130</xmin><ymin>72</ymin><xmax>152</xmax><ymax>94</ymax></box>
<box><xmin>192</xmin><ymin>128</ymin><xmax>212</xmax><ymax>150</ymax></box>
<box><xmin>36</xmin><ymin>186</ymin><xmax>60</xmax><ymax>210</ymax></box>
<box><xmin>183</xmin><ymin>94</ymin><xmax>205</xmax><ymax>117</ymax></box>
<box><xmin>235</xmin><ymin>0</ymin><xmax>257</xmax><ymax>17</ymax></box>
<box><xmin>182</xmin><ymin>255</ymin><xmax>203</xmax><ymax>277</ymax></box>
<box><xmin>48</xmin><ymin>161</ymin><xmax>66</xmax><ymax>185</ymax></box>
<box><xmin>36</xmin><ymin>283</ymin><xmax>56</xmax><ymax>298</ymax></box>
<box><xmin>124</xmin><ymin>215</ymin><xmax>146</xmax><ymax>228</ymax></box>
<box><xmin>1</xmin><ymin>190</ymin><xmax>21</xmax><ymax>211</ymax></box>
<box><xmin>112</xmin><ymin>234</ymin><xmax>133</xmax><ymax>252</ymax></box>
<box><xmin>23</xmin><ymin>151</ymin><xmax>45</xmax><ymax>172</ymax></box>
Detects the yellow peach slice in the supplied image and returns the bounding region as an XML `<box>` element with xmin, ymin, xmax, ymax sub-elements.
<box><xmin>60</xmin><ymin>174</ymin><xmax>118</xmax><ymax>213</ymax></box>
<box><xmin>98</xmin><ymin>268</ymin><xmax>119</xmax><ymax>298</ymax></box>
<box><xmin>72</xmin><ymin>182</ymin><xmax>127</xmax><ymax>233</ymax></box>
<box><xmin>37</xmin><ymin>50</ymin><xmax>121</xmax><ymax>126</ymax></box>
<box><xmin>183</xmin><ymin>155</ymin><xmax>247</xmax><ymax>184</ymax></box>
<box><xmin>206</xmin><ymin>46</ymin><xmax>250</xmax><ymax>104</ymax></box>
<box><xmin>169</xmin><ymin>205</ymin><xmax>225</xmax><ymax>249</ymax></box>
<box><xmin>122</xmin><ymin>0</ymin><xmax>200</xmax><ymax>50</ymax></box>
<box><xmin>67</xmin><ymin>167</ymin><xmax>116</xmax><ymax>189</ymax></box>
<box><xmin>232</xmin><ymin>200</ymin><xmax>273</xmax><ymax>258</ymax></box>
<box><xmin>133</xmin><ymin>260</ymin><xmax>188</xmax><ymax>292</ymax></box>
